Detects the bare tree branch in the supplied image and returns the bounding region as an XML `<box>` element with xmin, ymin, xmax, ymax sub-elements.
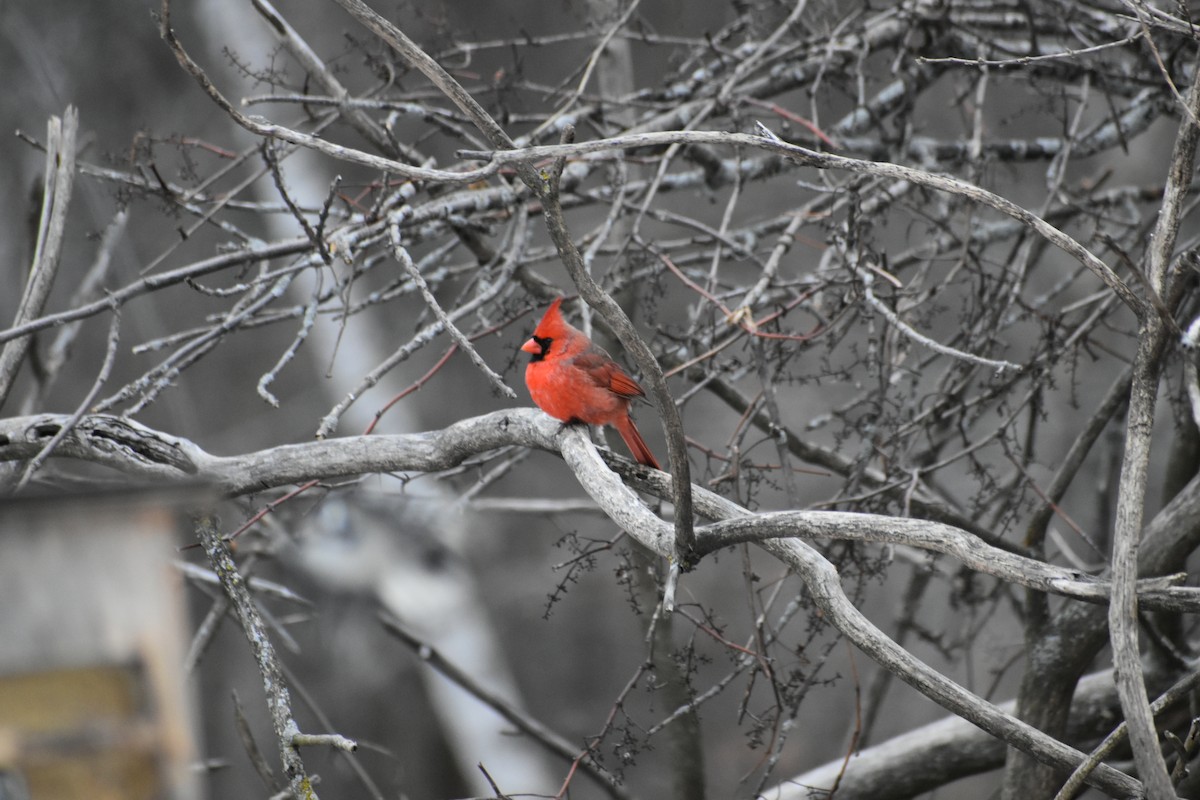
<box><xmin>13</xmin><ymin>2</ymin><xmax>1200</xmax><ymax>796</ymax></box>
<box><xmin>380</xmin><ymin>613</ymin><xmax>634</xmax><ymax>800</ymax></box>
<box><xmin>1107</xmin><ymin>49</ymin><xmax>1200</xmax><ymax>800</ymax></box>
<box><xmin>0</xmin><ymin>106</ymin><xmax>77</xmax><ymax>408</ymax></box>
<box><xmin>0</xmin><ymin>407</ymin><xmax>1174</xmax><ymax>795</ymax></box>
<box><xmin>460</xmin><ymin>130</ymin><xmax>1145</xmax><ymax>317</ymax></box>
<box><xmin>195</xmin><ymin>513</ymin><xmax>318</xmax><ymax>798</ymax></box>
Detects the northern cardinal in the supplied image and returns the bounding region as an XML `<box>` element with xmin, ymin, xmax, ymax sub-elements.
<box><xmin>521</xmin><ymin>297</ymin><xmax>661</xmax><ymax>469</ymax></box>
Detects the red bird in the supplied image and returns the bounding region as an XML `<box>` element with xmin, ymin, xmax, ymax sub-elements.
<box><xmin>521</xmin><ymin>297</ymin><xmax>661</xmax><ymax>469</ymax></box>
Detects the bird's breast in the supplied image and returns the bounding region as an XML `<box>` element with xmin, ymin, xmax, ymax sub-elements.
<box><xmin>526</xmin><ymin>361</ymin><xmax>625</xmax><ymax>425</ymax></box>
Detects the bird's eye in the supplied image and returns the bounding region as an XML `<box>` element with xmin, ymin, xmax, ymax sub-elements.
<box><xmin>530</xmin><ymin>335</ymin><xmax>552</xmax><ymax>361</ymax></box>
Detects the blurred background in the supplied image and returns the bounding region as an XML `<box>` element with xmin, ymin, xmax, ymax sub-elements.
<box><xmin>1</xmin><ymin>0</ymin><xmax>1197</xmax><ymax>798</ymax></box>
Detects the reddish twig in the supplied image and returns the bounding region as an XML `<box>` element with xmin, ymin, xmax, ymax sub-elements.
<box><xmin>828</xmin><ymin>640</ymin><xmax>863</xmax><ymax>798</ymax></box>
<box><xmin>656</xmin><ymin>250</ymin><xmax>821</xmax><ymax>342</ymax></box>
<box><xmin>743</xmin><ymin>97</ymin><xmax>841</xmax><ymax>148</ymax></box>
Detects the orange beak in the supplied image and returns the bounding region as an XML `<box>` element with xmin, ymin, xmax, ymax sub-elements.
<box><xmin>520</xmin><ymin>337</ymin><xmax>540</xmax><ymax>354</ymax></box>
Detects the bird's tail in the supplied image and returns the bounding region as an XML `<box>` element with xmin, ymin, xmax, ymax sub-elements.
<box><xmin>614</xmin><ymin>413</ymin><xmax>661</xmax><ymax>470</ymax></box>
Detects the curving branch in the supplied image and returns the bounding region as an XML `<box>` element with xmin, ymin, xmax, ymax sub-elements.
<box><xmin>328</xmin><ymin>0</ymin><xmax>697</xmax><ymax>607</ymax></box>
<box><xmin>160</xmin><ymin>0</ymin><xmax>495</xmax><ymax>185</ymax></box>
<box><xmin>696</xmin><ymin>509</ymin><xmax>1200</xmax><ymax>613</ymax></box>
<box><xmin>1105</xmin><ymin>51</ymin><xmax>1200</xmax><ymax>798</ymax></box>
<box><xmin>3</xmin><ymin>409</ymin><xmax>1197</xmax><ymax>621</ymax></box>
<box><xmin>0</xmin><ymin>410</ymin><xmax>558</xmax><ymax>494</ymax></box>
<box><xmin>14</xmin><ymin>3</ymin><xmax>1200</xmax><ymax>798</ymax></box>
<box><xmin>762</xmin><ymin>663</ymin><xmax>1179</xmax><ymax>800</ymax></box>
<box><xmin>0</xmin><ymin>409</ymin><xmax>1183</xmax><ymax>796</ymax></box>
<box><xmin>457</xmin><ymin>130</ymin><xmax>1145</xmax><ymax>318</ymax></box>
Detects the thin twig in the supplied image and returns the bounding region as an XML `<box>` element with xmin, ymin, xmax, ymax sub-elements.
<box><xmin>389</xmin><ymin>223</ymin><xmax>515</xmax><ymax>398</ymax></box>
<box><xmin>14</xmin><ymin>303</ymin><xmax>121</xmax><ymax>492</ymax></box>
<box><xmin>379</xmin><ymin>612</ymin><xmax>633</xmax><ymax>800</ymax></box>
<box><xmin>258</xmin><ymin>270</ymin><xmax>323</xmax><ymax>407</ymax></box>
<box><xmin>1053</xmin><ymin>665</ymin><xmax>1200</xmax><ymax>799</ymax></box>
<box><xmin>195</xmin><ymin>513</ymin><xmax>318</xmax><ymax>799</ymax></box>
<box><xmin>21</xmin><ymin>208</ymin><xmax>126</xmax><ymax>414</ymax></box>
<box><xmin>858</xmin><ymin>268</ymin><xmax>1020</xmax><ymax>373</ymax></box>
<box><xmin>315</xmin><ymin>204</ymin><xmax>528</xmax><ymax>437</ymax></box>
<box><xmin>160</xmin><ymin>0</ymin><xmax>494</xmax><ymax>184</ymax></box>
<box><xmin>458</xmin><ymin>129</ymin><xmax>1146</xmax><ymax>317</ymax></box>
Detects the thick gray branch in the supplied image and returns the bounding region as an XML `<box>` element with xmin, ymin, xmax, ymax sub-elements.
<box><xmin>0</xmin><ymin>410</ymin><xmax>557</xmax><ymax>494</ymax></box>
<box><xmin>0</xmin><ymin>410</ymin><xmax>1145</xmax><ymax>794</ymax></box>
<box><xmin>1108</xmin><ymin>51</ymin><xmax>1200</xmax><ymax>799</ymax></box>
<box><xmin>765</xmin><ymin>665</ymin><xmax>1177</xmax><ymax>800</ymax></box>
<box><xmin>697</xmin><ymin>509</ymin><xmax>1200</xmax><ymax>612</ymax></box>
<box><xmin>2</xmin><ymin>411</ymin><xmax>1196</xmax><ymax>618</ymax></box>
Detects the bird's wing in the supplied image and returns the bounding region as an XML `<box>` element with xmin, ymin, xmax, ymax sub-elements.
<box><xmin>572</xmin><ymin>350</ymin><xmax>646</xmax><ymax>398</ymax></box>
<box><xmin>606</xmin><ymin>368</ymin><xmax>646</xmax><ymax>398</ymax></box>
